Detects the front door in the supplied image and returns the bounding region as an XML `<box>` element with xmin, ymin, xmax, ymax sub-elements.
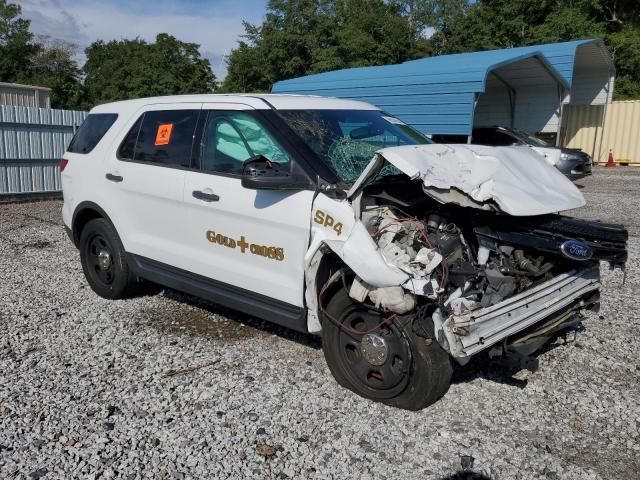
<box><xmin>181</xmin><ymin>106</ymin><xmax>314</xmax><ymax>308</ymax></box>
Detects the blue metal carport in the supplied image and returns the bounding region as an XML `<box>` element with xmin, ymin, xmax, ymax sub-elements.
<box><xmin>272</xmin><ymin>39</ymin><xmax>613</xmax><ymax>140</ymax></box>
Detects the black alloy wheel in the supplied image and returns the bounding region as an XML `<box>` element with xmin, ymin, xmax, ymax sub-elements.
<box><xmin>321</xmin><ymin>287</ymin><xmax>453</xmax><ymax>410</ymax></box>
<box><xmin>336</xmin><ymin>304</ymin><xmax>411</xmax><ymax>397</ymax></box>
<box><xmin>79</xmin><ymin>218</ymin><xmax>137</xmax><ymax>299</ymax></box>
<box><xmin>85</xmin><ymin>233</ymin><xmax>115</xmax><ymax>288</ymax></box>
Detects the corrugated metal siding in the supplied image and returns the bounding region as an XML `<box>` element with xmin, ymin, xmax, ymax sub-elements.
<box><xmin>515</xmin><ymin>86</ymin><xmax>561</xmax><ymax>133</ymax></box>
<box><xmin>600</xmin><ymin>101</ymin><xmax>640</xmax><ymax>163</ymax></box>
<box><xmin>273</xmin><ymin>39</ymin><xmax>609</xmax><ymax>136</ymax></box>
<box><xmin>474</xmin><ymin>77</ymin><xmax>511</xmax><ymax>127</ymax></box>
<box><xmin>0</xmin><ymin>83</ymin><xmax>51</xmax><ymax>108</ymax></box>
<box><xmin>273</xmin><ymin>49</ymin><xmax>562</xmax><ymax>135</ymax></box>
<box><xmin>561</xmin><ymin>104</ymin><xmax>604</xmax><ymax>159</ymax></box>
<box><xmin>570</xmin><ymin>68</ymin><xmax>610</xmax><ymax>105</ymax></box>
<box><xmin>561</xmin><ymin>101</ymin><xmax>640</xmax><ymax>164</ymax></box>
<box><xmin>0</xmin><ymin>105</ymin><xmax>87</xmax><ymax>195</ymax></box>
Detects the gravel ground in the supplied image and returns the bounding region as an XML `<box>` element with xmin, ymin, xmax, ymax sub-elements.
<box><xmin>1</xmin><ymin>167</ymin><xmax>639</xmax><ymax>479</ymax></box>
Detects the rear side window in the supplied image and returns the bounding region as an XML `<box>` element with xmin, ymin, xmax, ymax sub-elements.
<box><xmin>117</xmin><ymin>116</ymin><xmax>143</xmax><ymax>160</ymax></box>
<box><xmin>117</xmin><ymin>110</ymin><xmax>199</xmax><ymax>168</ymax></box>
<box><xmin>67</xmin><ymin>113</ymin><xmax>118</xmax><ymax>154</ymax></box>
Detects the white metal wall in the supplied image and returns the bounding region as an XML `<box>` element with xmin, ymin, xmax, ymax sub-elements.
<box><xmin>569</xmin><ymin>43</ymin><xmax>613</xmax><ymax>106</ymax></box>
<box><xmin>0</xmin><ymin>83</ymin><xmax>51</xmax><ymax>108</ymax></box>
<box><xmin>475</xmin><ymin>43</ymin><xmax>612</xmax><ymax>137</ymax></box>
<box><xmin>474</xmin><ymin>76</ymin><xmax>561</xmax><ymax>134</ymax></box>
<box><xmin>473</xmin><ymin>76</ymin><xmax>511</xmax><ymax>128</ymax></box>
<box><xmin>514</xmin><ymin>86</ymin><xmax>561</xmax><ymax>133</ymax></box>
<box><xmin>0</xmin><ymin>105</ymin><xmax>87</xmax><ymax>196</ymax></box>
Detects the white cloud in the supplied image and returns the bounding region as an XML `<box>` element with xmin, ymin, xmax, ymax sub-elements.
<box><xmin>18</xmin><ymin>0</ymin><xmax>264</xmax><ymax>79</ymax></box>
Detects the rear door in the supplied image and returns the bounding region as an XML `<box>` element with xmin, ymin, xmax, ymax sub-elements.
<box><xmin>103</xmin><ymin>103</ymin><xmax>201</xmax><ymax>266</ymax></box>
<box><xmin>180</xmin><ymin>104</ymin><xmax>315</xmax><ymax>307</ymax></box>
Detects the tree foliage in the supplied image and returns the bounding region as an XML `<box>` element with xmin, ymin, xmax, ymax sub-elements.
<box><xmin>82</xmin><ymin>34</ymin><xmax>216</xmax><ymax>108</ymax></box>
<box><xmin>224</xmin><ymin>0</ymin><xmax>640</xmax><ymax>99</ymax></box>
<box><xmin>0</xmin><ymin>0</ymin><xmax>37</xmax><ymax>83</ymax></box>
<box><xmin>221</xmin><ymin>0</ymin><xmax>417</xmax><ymax>92</ymax></box>
<box><xmin>0</xmin><ymin>1</ymin><xmax>216</xmax><ymax>109</ymax></box>
<box><xmin>412</xmin><ymin>0</ymin><xmax>640</xmax><ymax>99</ymax></box>
<box><xmin>1</xmin><ymin>2</ymin><xmax>82</xmax><ymax>107</ymax></box>
<box><xmin>22</xmin><ymin>36</ymin><xmax>83</xmax><ymax>108</ymax></box>
<box><xmin>3</xmin><ymin>0</ymin><xmax>640</xmax><ymax>108</ymax></box>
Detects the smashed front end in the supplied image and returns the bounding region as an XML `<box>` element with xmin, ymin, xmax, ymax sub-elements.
<box><xmin>311</xmin><ymin>143</ymin><xmax>628</xmax><ymax>363</ymax></box>
<box><xmin>358</xmin><ymin>205</ymin><xmax>625</xmax><ymax>362</ymax></box>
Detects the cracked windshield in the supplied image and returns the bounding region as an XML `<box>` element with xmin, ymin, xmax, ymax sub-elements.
<box><xmin>279</xmin><ymin>110</ymin><xmax>431</xmax><ymax>183</ymax></box>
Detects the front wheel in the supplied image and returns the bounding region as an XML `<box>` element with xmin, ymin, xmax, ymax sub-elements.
<box><xmin>321</xmin><ymin>288</ymin><xmax>452</xmax><ymax>410</ymax></box>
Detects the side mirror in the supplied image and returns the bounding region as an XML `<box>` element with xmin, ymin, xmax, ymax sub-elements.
<box><xmin>241</xmin><ymin>156</ymin><xmax>309</xmax><ymax>191</ymax></box>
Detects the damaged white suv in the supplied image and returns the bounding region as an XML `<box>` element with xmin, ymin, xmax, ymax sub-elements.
<box><xmin>62</xmin><ymin>94</ymin><xmax>627</xmax><ymax>410</ymax></box>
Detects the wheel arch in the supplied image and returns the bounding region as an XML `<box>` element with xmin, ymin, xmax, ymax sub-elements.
<box><xmin>304</xmin><ymin>246</ymin><xmax>352</xmax><ymax>333</ymax></box>
<box><xmin>71</xmin><ymin>201</ymin><xmax>117</xmax><ymax>248</ymax></box>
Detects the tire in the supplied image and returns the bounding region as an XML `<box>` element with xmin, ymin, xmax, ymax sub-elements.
<box><xmin>321</xmin><ymin>287</ymin><xmax>452</xmax><ymax>410</ymax></box>
<box><xmin>79</xmin><ymin>218</ymin><xmax>137</xmax><ymax>299</ymax></box>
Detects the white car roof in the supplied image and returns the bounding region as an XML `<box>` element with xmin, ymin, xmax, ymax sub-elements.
<box><xmin>90</xmin><ymin>94</ymin><xmax>379</xmax><ymax>114</ymax></box>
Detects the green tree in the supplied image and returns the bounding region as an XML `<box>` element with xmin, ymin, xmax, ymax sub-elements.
<box><xmin>221</xmin><ymin>0</ymin><xmax>416</xmax><ymax>92</ymax></box>
<box><xmin>82</xmin><ymin>33</ymin><xmax>216</xmax><ymax>107</ymax></box>
<box><xmin>0</xmin><ymin>0</ymin><xmax>38</xmax><ymax>82</ymax></box>
<box><xmin>422</xmin><ymin>0</ymin><xmax>640</xmax><ymax>99</ymax></box>
<box><xmin>393</xmin><ymin>0</ymin><xmax>469</xmax><ymax>53</ymax></box>
<box><xmin>20</xmin><ymin>36</ymin><xmax>83</xmax><ymax>109</ymax></box>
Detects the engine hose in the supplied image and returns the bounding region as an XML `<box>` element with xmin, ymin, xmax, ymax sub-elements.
<box><xmin>514</xmin><ymin>249</ymin><xmax>543</xmax><ymax>275</ymax></box>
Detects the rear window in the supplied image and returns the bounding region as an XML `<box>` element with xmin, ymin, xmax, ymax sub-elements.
<box><xmin>117</xmin><ymin>110</ymin><xmax>199</xmax><ymax>168</ymax></box>
<box><xmin>67</xmin><ymin>113</ymin><xmax>118</xmax><ymax>154</ymax></box>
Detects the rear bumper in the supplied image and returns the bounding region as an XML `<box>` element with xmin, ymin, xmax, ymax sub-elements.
<box><xmin>436</xmin><ymin>267</ymin><xmax>600</xmax><ymax>359</ymax></box>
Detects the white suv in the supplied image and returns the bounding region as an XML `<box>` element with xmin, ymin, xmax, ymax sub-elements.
<box><xmin>62</xmin><ymin>94</ymin><xmax>627</xmax><ymax>410</ymax></box>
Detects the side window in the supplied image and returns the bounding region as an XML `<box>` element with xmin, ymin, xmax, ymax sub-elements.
<box><xmin>117</xmin><ymin>115</ymin><xmax>143</xmax><ymax>160</ymax></box>
<box><xmin>67</xmin><ymin>113</ymin><xmax>118</xmax><ymax>154</ymax></box>
<box><xmin>118</xmin><ymin>110</ymin><xmax>199</xmax><ymax>167</ymax></box>
<box><xmin>200</xmin><ymin>111</ymin><xmax>291</xmax><ymax>175</ymax></box>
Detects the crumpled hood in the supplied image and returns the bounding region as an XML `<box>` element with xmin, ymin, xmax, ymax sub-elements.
<box><xmin>348</xmin><ymin>144</ymin><xmax>585</xmax><ymax>216</ymax></box>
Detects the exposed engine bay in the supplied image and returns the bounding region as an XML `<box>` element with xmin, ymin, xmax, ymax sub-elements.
<box><xmin>339</xmin><ymin>179</ymin><xmax>628</xmax><ymax>360</ymax></box>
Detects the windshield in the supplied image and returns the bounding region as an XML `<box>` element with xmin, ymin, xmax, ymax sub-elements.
<box><xmin>510</xmin><ymin>127</ymin><xmax>549</xmax><ymax>147</ymax></box>
<box><xmin>278</xmin><ymin>109</ymin><xmax>431</xmax><ymax>183</ymax></box>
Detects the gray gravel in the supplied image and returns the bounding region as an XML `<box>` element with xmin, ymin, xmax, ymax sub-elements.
<box><xmin>1</xmin><ymin>167</ymin><xmax>639</xmax><ymax>479</ymax></box>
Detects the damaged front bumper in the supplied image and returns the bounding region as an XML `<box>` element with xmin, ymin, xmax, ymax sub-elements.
<box><xmin>434</xmin><ymin>267</ymin><xmax>600</xmax><ymax>359</ymax></box>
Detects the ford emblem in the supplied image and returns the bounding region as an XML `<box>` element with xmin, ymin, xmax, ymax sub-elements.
<box><xmin>560</xmin><ymin>240</ymin><xmax>593</xmax><ymax>261</ymax></box>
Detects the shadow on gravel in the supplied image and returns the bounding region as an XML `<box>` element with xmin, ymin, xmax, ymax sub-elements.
<box><xmin>451</xmin><ymin>328</ymin><xmax>583</xmax><ymax>389</ymax></box>
<box><xmin>441</xmin><ymin>473</ymin><xmax>492</xmax><ymax>480</ymax></box>
<box><xmin>142</xmin><ymin>288</ymin><xmax>321</xmax><ymax>349</ymax></box>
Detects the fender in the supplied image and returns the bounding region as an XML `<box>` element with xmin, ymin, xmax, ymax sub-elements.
<box><xmin>303</xmin><ymin>193</ymin><xmax>409</xmax><ymax>332</ymax></box>
<box><xmin>71</xmin><ymin>201</ymin><xmax>120</xmax><ymax>247</ymax></box>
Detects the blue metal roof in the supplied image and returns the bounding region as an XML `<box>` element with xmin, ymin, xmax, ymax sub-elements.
<box><xmin>272</xmin><ymin>39</ymin><xmax>602</xmax><ymax>135</ymax></box>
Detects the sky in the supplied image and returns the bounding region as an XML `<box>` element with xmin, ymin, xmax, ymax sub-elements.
<box><xmin>18</xmin><ymin>0</ymin><xmax>270</xmax><ymax>79</ymax></box>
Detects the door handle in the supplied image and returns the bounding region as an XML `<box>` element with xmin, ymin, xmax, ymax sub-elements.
<box><xmin>192</xmin><ymin>190</ymin><xmax>220</xmax><ymax>202</ymax></box>
<box><xmin>105</xmin><ymin>173</ymin><xmax>123</xmax><ymax>183</ymax></box>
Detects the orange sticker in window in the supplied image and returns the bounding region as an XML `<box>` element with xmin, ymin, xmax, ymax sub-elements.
<box><xmin>155</xmin><ymin>123</ymin><xmax>173</xmax><ymax>146</ymax></box>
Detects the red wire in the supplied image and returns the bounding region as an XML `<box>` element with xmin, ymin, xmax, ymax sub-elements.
<box><xmin>318</xmin><ymin>281</ymin><xmax>397</xmax><ymax>335</ymax></box>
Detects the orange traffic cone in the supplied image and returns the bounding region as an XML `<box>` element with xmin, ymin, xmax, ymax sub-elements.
<box><xmin>605</xmin><ymin>149</ymin><xmax>616</xmax><ymax>168</ymax></box>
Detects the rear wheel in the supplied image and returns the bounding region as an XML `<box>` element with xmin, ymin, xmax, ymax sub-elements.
<box><xmin>79</xmin><ymin>218</ymin><xmax>137</xmax><ymax>299</ymax></box>
<box><xmin>321</xmin><ymin>287</ymin><xmax>452</xmax><ymax>410</ymax></box>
